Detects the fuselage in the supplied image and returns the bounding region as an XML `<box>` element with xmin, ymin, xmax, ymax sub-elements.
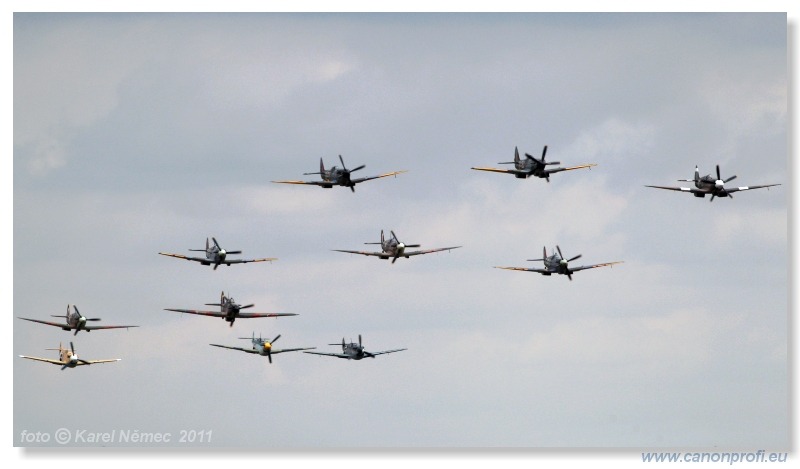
<box><xmin>512</xmin><ymin>159</ymin><xmax>545</xmax><ymax>178</ymax></box>
<box><xmin>252</xmin><ymin>341</ymin><xmax>272</xmax><ymax>356</ymax></box>
<box><xmin>59</xmin><ymin>349</ymin><xmax>78</xmax><ymax>367</ymax></box>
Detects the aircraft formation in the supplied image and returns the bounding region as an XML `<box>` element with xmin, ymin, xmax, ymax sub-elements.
<box><xmin>17</xmin><ymin>149</ymin><xmax>781</xmax><ymax>371</ymax></box>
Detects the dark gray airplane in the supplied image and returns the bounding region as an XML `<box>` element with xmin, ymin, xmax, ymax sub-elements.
<box><xmin>334</xmin><ymin>230</ymin><xmax>461</xmax><ymax>264</ymax></box>
<box><xmin>159</xmin><ymin>237</ymin><xmax>276</xmax><ymax>270</ymax></box>
<box><xmin>645</xmin><ymin>165</ymin><xmax>780</xmax><ymax>201</ymax></box>
<box><xmin>18</xmin><ymin>304</ymin><xmax>138</xmax><ymax>336</ymax></box>
<box><xmin>272</xmin><ymin>155</ymin><xmax>406</xmax><ymax>192</ymax></box>
<box><xmin>165</xmin><ymin>291</ymin><xmax>297</xmax><ymax>327</ymax></box>
<box><xmin>210</xmin><ymin>332</ymin><xmax>315</xmax><ymax>363</ymax></box>
<box><xmin>471</xmin><ymin>146</ymin><xmax>596</xmax><ymax>182</ymax></box>
<box><xmin>495</xmin><ymin>245</ymin><xmax>623</xmax><ymax>281</ymax></box>
<box><xmin>305</xmin><ymin>335</ymin><xmax>406</xmax><ymax>360</ymax></box>
<box><xmin>19</xmin><ymin>342</ymin><xmax>120</xmax><ymax>371</ymax></box>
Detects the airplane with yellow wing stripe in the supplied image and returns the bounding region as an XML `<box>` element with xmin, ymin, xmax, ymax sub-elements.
<box><xmin>272</xmin><ymin>155</ymin><xmax>406</xmax><ymax>192</ymax></box>
<box><xmin>472</xmin><ymin>146</ymin><xmax>595</xmax><ymax>182</ymax></box>
<box><xmin>495</xmin><ymin>245</ymin><xmax>622</xmax><ymax>281</ymax></box>
<box><xmin>159</xmin><ymin>237</ymin><xmax>276</xmax><ymax>270</ymax></box>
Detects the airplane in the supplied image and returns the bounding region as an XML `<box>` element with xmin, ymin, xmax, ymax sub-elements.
<box><xmin>333</xmin><ymin>230</ymin><xmax>461</xmax><ymax>264</ymax></box>
<box><xmin>304</xmin><ymin>335</ymin><xmax>406</xmax><ymax>360</ymax></box>
<box><xmin>210</xmin><ymin>332</ymin><xmax>316</xmax><ymax>363</ymax></box>
<box><xmin>18</xmin><ymin>305</ymin><xmax>139</xmax><ymax>336</ymax></box>
<box><xmin>271</xmin><ymin>155</ymin><xmax>407</xmax><ymax>192</ymax></box>
<box><xmin>159</xmin><ymin>237</ymin><xmax>276</xmax><ymax>270</ymax></box>
<box><xmin>19</xmin><ymin>342</ymin><xmax>120</xmax><ymax>371</ymax></box>
<box><xmin>165</xmin><ymin>291</ymin><xmax>298</xmax><ymax>327</ymax></box>
<box><xmin>495</xmin><ymin>245</ymin><xmax>623</xmax><ymax>281</ymax></box>
<box><xmin>645</xmin><ymin>165</ymin><xmax>780</xmax><ymax>201</ymax></box>
<box><xmin>471</xmin><ymin>146</ymin><xmax>596</xmax><ymax>182</ymax></box>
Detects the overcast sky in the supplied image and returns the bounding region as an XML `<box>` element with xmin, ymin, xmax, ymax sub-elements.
<box><xmin>11</xmin><ymin>12</ymin><xmax>788</xmax><ymax>452</ymax></box>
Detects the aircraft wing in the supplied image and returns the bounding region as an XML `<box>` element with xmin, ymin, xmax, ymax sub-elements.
<box><xmin>18</xmin><ymin>355</ymin><xmax>65</xmax><ymax>365</ymax></box>
<box><xmin>17</xmin><ymin>317</ymin><xmax>70</xmax><ymax>329</ymax></box>
<box><xmin>221</xmin><ymin>258</ymin><xmax>277</xmax><ymax>264</ymax></box>
<box><xmin>271</xmin><ymin>347</ymin><xmax>316</xmax><ymax>354</ymax></box>
<box><xmin>368</xmin><ymin>348</ymin><xmax>407</xmax><ymax>356</ymax></box>
<box><xmin>234</xmin><ymin>312</ymin><xmax>298</xmax><ymax>318</ymax></box>
<box><xmin>164</xmin><ymin>308</ymin><xmax>226</xmax><ymax>318</ymax></box>
<box><xmin>404</xmin><ymin>246</ymin><xmax>462</xmax><ymax>257</ymax></box>
<box><xmin>209</xmin><ymin>344</ymin><xmax>259</xmax><ymax>354</ymax></box>
<box><xmin>350</xmin><ymin>170</ymin><xmax>408</xmax><ymax>184</ymax></box>
<box><xmin>545</xmin><ymin>163</ymin><xmax>597</xmax><ymax>174</ymax></box>
<box><xmin>644</xmin><ymin>185</ymin><xmax>707</xmax><ymax>193</ymax></box>
<box><xmin>303</xmin><ymin>351</ymin><xmax>350</xmax><ymax>359</ymax></box>
<box><xmin>79</xmin><ymin>359</ymin><xmax>121</xmax><ymax>365</ymax></box>
<box><xmin>471</xmin><ymin>167</ymin><xmax>528</xmax><ymax>177</ymax></box>
<box><xmin>158</xmin><ymin>252</ymin><xmax>211</xmax><ymax>262</ymax></box>
<box><xmin>724</xmin><ymin>183</ymin><xmax>781</xmax><ymax>193</ymax></box>
<box><xmin>332</xmin><ymin>249</ymin><xmax>387</xmax><ymax>257</ymax></box>
<box><xmin>569</xmin><ymin>261</ymin><xmax>624</xmax><ymax>272</ymax></box>
<box><xmin>271</xmin><ymin>179</ymin><xmax>329</xmax><ymax>186</ymax></box>
<box><xmin>84</xmin><ymin>325</ymin><xmax>138</xmax><ymax>331</ymax></box>
<box><xmin>494</xmin><ymin>266</ymin><xmax>552</xmax><ymax>274</ymax></box>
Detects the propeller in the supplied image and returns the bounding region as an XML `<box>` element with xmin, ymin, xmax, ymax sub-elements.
<box><xmin>523</xmin><ymin>145</ymin><xmax>559</xmax><ymax>182</ymax></box>
<box><xmin>389</xmin><ymin>230</ymin><xmax>421</xmax><ymax>263</ymax></box>
<box><xmin>556</xmin><ymin>245</ymin><xmax>582</xmax><ymax>281</ymax></box>
<box><xmin>710</xmin><ymin>165</ymin><xmax>737</xmax><ymax>202</ymax></box>
<box><xmin>340</xmin><ymin>154</ymin><xmax>365</xmax><ymax>173</ymax></box>
<box><xmin>265</xmin><ymin>335</ymin><xmax>280</xmax><ymax>363</ymax></box>
<box><xmin>69</xmin><ymin>342</ymin><xmax>91</xmax><ymax>366</ymax></box>
<box><xmin>338</xmin><ymin>155</ymin><xmax>365</xmax><ymax>192</ymax></box>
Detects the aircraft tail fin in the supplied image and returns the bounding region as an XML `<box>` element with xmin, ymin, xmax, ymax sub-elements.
<box><xmin>498</xmin><ymin>147</ymin><xmax>519</xmax><ymax>165</ymax></box>
<box><xmin>679</xmin><ymin>166</ymin><xmax>700</xmax><ymax>183</ymax></box>
<box><xmin>52</xmin><ymin>304</ymin><xmax>71</xmax><ymax>318</ymax></box>
<box><xmin>189</xmin><ymin>238</ymin><xmax>209</xmax><ymax>252</ymax></box>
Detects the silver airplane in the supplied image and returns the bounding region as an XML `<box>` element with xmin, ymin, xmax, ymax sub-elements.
<box><xmin>165</xmin><ymin>291</ymin><xmax>298</xmax><ymax>327</ymax></box>
<box><xmin>495</xmin><ymin>245</ymin><xmax>623</xmax><ymax>281</ymax></box>
<box><xmin>19</xmin><ymin>342</ymin><xmax>120</xmax><ymax>371</ymax></box>
<box><xmin>305</xmin><ymin>335</ymin><xmax>406</xmax><ymax>360</ymax></box>
<box><xmin>210</xmin><ymin>332</ymin><xmax>316</xmax><ymax>363</ymax></box>
<box><xmin>471</xmin><ymin>146</ymin><xmax>596</xmax><ymax>182</ymax></box>
<box><xmin>645</xmin><ymin>165</ymin><xmax>780</xmax><ymax>202</ymax></box>
<box><xmin>159</xmin><ymin>237</ymin><xmax>277</xmax><ymax>270</ymax></box>
<box><xmin>334</xmin><ymin>230</ymin><xmax>461</xmax><ymax>264</ymax></box>
<box><xmin>18</xmin><ymin>304</ymin><xmax>138</xmax><ymax>336</ymax></box>
<box><xmin>272</xmin><ymin>155</ymin><xmax>407</xmax><ymax>192</ymax></box>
